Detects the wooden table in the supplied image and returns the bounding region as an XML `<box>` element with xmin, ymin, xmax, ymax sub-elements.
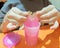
<box><xmin>0</xmin><ymin>25</ymin><xmax>60</xmax><ymax>48</ymax></box>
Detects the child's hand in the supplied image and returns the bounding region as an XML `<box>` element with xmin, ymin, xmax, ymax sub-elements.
<box><xmin>35</xmin><ymin>5</ymin><xmax>60</xmax><ymax>29</ymax></box>
<box><xmin>1</xmin><ymin>7</ymin><xmax>29</xmax><ymax>33</ymax></box>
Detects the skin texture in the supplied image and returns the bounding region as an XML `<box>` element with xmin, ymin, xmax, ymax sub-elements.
<box><xmin>0</xmin><ymin>7</ymin><xmax>29</xmax><ymax>33</ymax></box>
<box><xmin>1</xmin><ymin>5</ymin><xmax>60</xmax><ymax>33</ymax></box>
<box><xmin>35</xmin><ymin>5</ymin><xmax>60</xmax><ymax>29</ymax></box>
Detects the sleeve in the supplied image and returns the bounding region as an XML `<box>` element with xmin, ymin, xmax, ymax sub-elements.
<box><xmin>1</xmin><ymin>0</ymin><xmax>26</xmax><ymax>14</ymax></box>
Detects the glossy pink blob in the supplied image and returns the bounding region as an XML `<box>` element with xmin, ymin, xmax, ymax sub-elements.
<box><xmin>3</xmin><ymin>32</ymin><xmax>21</xmax><ymax>48</ymax></box>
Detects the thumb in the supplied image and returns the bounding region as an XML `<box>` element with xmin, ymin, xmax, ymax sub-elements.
<box><xmin>50</xmin><ymin>21</ymin><xmax>59</xmax><ymax>29</ymax></box>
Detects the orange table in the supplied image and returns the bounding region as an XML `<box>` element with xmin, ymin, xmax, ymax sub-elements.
<box><xmin>0</xmin><ymin>25</ymin><xmax>60</xmax><ymax>48</ymax></box>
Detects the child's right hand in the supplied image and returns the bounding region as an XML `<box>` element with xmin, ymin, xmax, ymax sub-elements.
<box><xmin>0</xmin><ymin>7</ymin><xmax>29</xmax><ymax>33</ymax></box>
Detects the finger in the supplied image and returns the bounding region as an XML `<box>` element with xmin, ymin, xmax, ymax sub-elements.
<box><xmin>1</xmin><ymin>18</ymin><xmax>19</xmax><ymax>32</ymax></box>
<box><xmin>35</xmin><ymin>5</ymin><xmax>55</xmax><ymax>16</ymax></box>
<box><xmin>50</xmin><ymin>21</ymin><xmax>59</xmax><ymax>29</ymax></box>
<box><xmin>8</xmin><ymin>15</ymin><xmax>26</xmax><ymax>26</ymax></box>
<box><xmin>11</xmin><ymin>7</ymin><xmax>23</xmax><ymax>15</ymax></box>
<box><xmin>7</xmin><ymin>23</ymin><xmax>17</xmax><ymax>30</ymax></box>
<box><xmin>41</xmin><ymin>5</ymin><xmax>55</xmax><ymax>14</ymax></box>
<box><xmin>20</xmin><ymin>12</ymin><xmax>30</xmax><ymax>17</ymax></box>
<box><xmin>6</xmin><ymin>10</ymin><xmax>26</xmax><ymax>21</ymax></box>
<box><xmin>40</xmin><ymin>8</ymin><xmax>58</xmax><ymax>20</ymax></box>
<box><xmin>41</xmin><ymin>16</ymin><xmax>56</xmax><ymax>23</ymax></box>
<box><xmin>6</xmin><ymin>19</ymin><xmax>19</xmax><ymax>30</ymax></box>
<box><xmin>19</xmin><ymin>24</ymin><xmax>24</xmax><ymax>30</ymax></box>
<box><xmin>7</xmin><ymin>18</ymin><xmax>18</xmax><ymax>25</ymax></box>
<box><xmin>11</xmin><ymin>7</ymin><xmax>29</xmax><ymax>16</ymax></box>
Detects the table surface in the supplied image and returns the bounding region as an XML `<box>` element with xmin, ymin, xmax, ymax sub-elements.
<box><xmin>0</xmin><ymin>25</ymin><xmax>60</xmax><ymax>48</ymax></box>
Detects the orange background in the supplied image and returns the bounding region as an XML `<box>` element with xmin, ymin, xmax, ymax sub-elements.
<box><xmin>0</xmin><ymin>25</ymin><xmax>60</xmax><ymax>48</ymax></box>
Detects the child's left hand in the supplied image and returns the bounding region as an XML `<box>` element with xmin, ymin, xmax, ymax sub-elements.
<box><xmin>35</xmin><ymin>5</ymin><xmax>60</xmax><ymax>29</ymax></box>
